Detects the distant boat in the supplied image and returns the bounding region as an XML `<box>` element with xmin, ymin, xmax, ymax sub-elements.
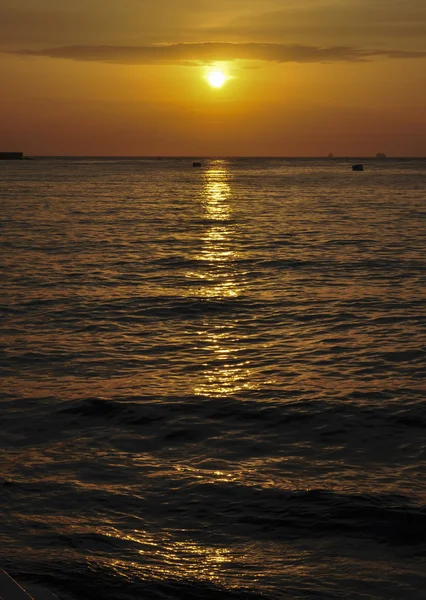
<box><xmin>193</xmin><ymin>161</ymin><xmax>202</xmax><ymax>167</ymax></box>
<box><xmin>352</xmin><ymin>163</ymin><xmax>364</xmax><ymax>171</ymax></box>
<box><xmin>0</xmin><ymin>152</ymin><xmax>23</xmax><ymax>160</ymax></box>
<box><xmin>327</xmin><ymin>153</ymin><xmax>334</xmax><ymax>159</ymax></box>
<box><xmin>376</xmin><ymin>152</ymin><xmax>387</xmax><ymax>159</ymax></box>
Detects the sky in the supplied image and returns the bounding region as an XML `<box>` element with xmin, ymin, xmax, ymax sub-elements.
<box><xmin>1</xmin><ymin>0</ymin><xmax>426</xmax><ymax>156</ymax></box>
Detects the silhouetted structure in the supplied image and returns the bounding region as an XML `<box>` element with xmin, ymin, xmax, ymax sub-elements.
<box><xmin>0</xmin><ymin>152</ymin><xmax>23</xmax><ymax>160</ymax></box>
<box><xmin>352</xmin><ymin>164</ymin><xmax>364</xmax><ymax>171</ymax></box>
<box><xmin>376</xmin><ymin>153</ymin><xmax>387</xmax><ymax>159</ymax></box>
<box><xmin>193</xmin><ymin>161</ymin><xmax>202</xmax><ymax>167</ymax></box>
<box><xmin>0</xmin><ymin>569</ymin><xmax>59</xmax><ymax>599</ymax></box>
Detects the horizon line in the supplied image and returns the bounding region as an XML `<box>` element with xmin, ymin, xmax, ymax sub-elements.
<box><xmin>20</xmin><ymin>154</ymin><xmax>426</xmax><ymax>160</ymax></box>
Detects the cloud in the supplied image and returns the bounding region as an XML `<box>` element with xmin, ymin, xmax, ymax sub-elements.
<box><xmin>1</xmin><ymin>1</ymin><xmax>426</xmax><ymax>53</ymax></box>
<box><xmin>210</xmin><ymin>0</ymin><xmax>426</xmax><ymax>49</ymax></box>
<box><xmin>7</xmin><ymin>42</ymin><xmax>426</xmax><ymax>66</ymax></box>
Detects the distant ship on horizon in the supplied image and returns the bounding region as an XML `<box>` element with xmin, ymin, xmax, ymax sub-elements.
<box><xmin>376</xmin><ymin>152</ymin><xmax>387</xmax><ymax>159</ymax></box>
<box><xmin>0</xmin><ymin>152</ymin><xmax>24</xmax><ymax>160</ymax></box>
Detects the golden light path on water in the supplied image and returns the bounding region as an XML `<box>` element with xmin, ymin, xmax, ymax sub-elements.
<box><xmin>199</xmin><ymin>161</ymin><xmax>236</xmax><ymax>294</ymax></box>
<box><xmin>190</xmin><ymin>162</ymin><xmax>258</xmax><ymax>398</ymax></box>
<box><xmin>2</xmin><ymin>159</ymin><xmax>425</xmax><ymax>597</ymax></box>
<box><xmin>104</xmin><ymin>529</ymin><xmax>232</xmax><ymax>585</ymax></box>
<box><xmin>103</xmin><ymin>528</ymin><xmax>310</xmax><ymax>590</ymax></box>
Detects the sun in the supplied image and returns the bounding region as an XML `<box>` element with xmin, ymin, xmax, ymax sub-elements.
<box><xmin>206</xmin><ymin>70</ymin><xmax>227</xmax><ymax>88</ymax></box>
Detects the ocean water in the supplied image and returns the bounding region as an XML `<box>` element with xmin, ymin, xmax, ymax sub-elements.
<box><xmin>0</xmin><ymin>157</ymin><xmax>425</xmax><ymax>600</ymax></box>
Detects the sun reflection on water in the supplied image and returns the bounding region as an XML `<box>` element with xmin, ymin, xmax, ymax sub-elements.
<box><xmin>105</xmin><ymin>529</ymin><xmax>232</xmax><ymax>584</ymax></box>
<box><xmin>194</xmin><ymin>327</ymin><xmax>255</xmax><ymax>397</ymax></box>
<box><xmin>188</xmin><ymin>161</ymin><xmax>240</xmax><ymax>299</ymax></box>
<box><xmin>102</xmin><ymin>527</ymin><xmax>312</xmax><ymax>592</ymax></box>
<box><xmin>188</xmin><ymin>161</ymin><xmax>258</xmax><ymax>397</ymax></box>
<box><xmin>203</xmin><ymin>174</ymin><xmax>232</xmax><ymax>221</ymax></box>
<box><xmin>190</xmin><ymin>161</ymin><xmax>240</xmax><ymax>299</ymax></box>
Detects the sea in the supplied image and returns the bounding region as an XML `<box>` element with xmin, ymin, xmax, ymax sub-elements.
<box><xmin>0</xmin><ymin>157</ymin><xmax>425</xmax><ymax>600</ymax></box>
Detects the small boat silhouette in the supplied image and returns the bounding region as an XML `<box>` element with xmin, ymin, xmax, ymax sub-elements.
<box><xmin>193</xmin><ymin>161</ymin><xmax>202</xmax><ymax>167</ymax></box>
<box><xmin>352</xmin><ymin>163</ymin><xmax>364</xmax><ymax>171</ymax></box>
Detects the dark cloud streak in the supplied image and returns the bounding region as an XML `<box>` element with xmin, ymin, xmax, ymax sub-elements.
<box><xmin>8</xmin><ymin>42</ymin><xmax>426</xmax><ymax>65</ymax></box>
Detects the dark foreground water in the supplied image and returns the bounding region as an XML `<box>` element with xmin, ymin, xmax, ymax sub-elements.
<box><xmin>0</xmin><ymin>157</ymin><xmax>425</xmax><ymax>599</ymax></box>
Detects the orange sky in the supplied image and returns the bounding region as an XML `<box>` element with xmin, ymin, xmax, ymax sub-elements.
<box><xmin>1</xmin><ymin>0</ymin><xmax>426</xmax><ymax>156</ymax></box>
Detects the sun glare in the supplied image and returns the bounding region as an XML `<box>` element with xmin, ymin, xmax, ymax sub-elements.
<box><xmin>207</xmin><ymin>70</ymin><xmax>227</xmax><ymax>88</ymax></box>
